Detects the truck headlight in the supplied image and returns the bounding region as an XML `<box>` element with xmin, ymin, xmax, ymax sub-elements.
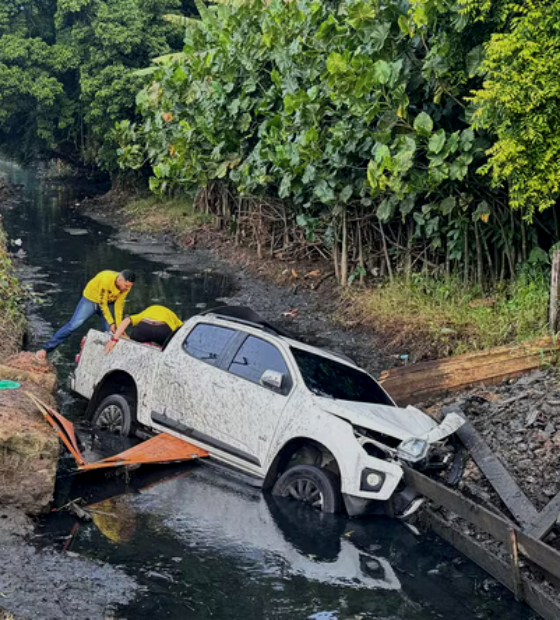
<box><xmin>397</xmin><ymin>437</ymin><xmax>429</xmax><ymax>463</ymax></box>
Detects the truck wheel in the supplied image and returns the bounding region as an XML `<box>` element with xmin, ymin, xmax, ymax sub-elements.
<box><xmin>272</xmin><ymin>464</ymin><xmax>342</xmax><ymax>514</ymax></box>
<box><xmin>91</xmin><ymin>395</ymin><xmax>134</xmax><ymax>436</ymax></box>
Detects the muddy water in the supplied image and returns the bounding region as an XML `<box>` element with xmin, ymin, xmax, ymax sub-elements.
<box><xmin>0</xmin><ymin>161</ymin><xmax>535</xmax><ymax>620</ymax></box>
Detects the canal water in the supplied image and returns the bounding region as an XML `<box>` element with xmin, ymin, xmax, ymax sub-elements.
<box><xmin>0</xmin><ymin>161</ymin><xmax>535</xmax><ymax>620</ymax></box>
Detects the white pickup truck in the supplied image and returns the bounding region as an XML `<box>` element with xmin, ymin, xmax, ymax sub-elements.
<box><xmin>70</xmin><ymin>306</ymin><xmax>464</xmax><ymax>517</ymax></box>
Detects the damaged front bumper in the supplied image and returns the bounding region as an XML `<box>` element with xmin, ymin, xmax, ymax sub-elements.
<box><xmin>343</xmin><ymin>486</ymin><xmax>425</xmax><ymax>519</ymax></box>
<box><xmin>344</xmin><ymin>412</ymin><xmax>465</xmax><ymax>518</ymax></box>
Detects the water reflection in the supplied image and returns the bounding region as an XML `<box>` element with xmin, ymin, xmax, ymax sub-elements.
<box><xmin>41</xmin><ymin>465</ymin><xmax>533</xmax><ymax>620</ymax></box>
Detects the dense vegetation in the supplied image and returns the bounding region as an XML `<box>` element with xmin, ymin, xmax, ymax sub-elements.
<box><xmin>0</xmin><ymin>0</ymin><xmax>195</xmax><ymax>169</ymax></box>
<box><xmin>1</xmin><ymin>0</ymin><xmax>560</xmax><ymax>306</ymax></box>
<box><xmin>0</xmin><ymin>219</ymin><xmax>26</xmax><ymax>359</ymax></box>
<box><xmin>111</xmin><ymin>0</ymin><xmax>560</xmax><ymax>289</ymax></box>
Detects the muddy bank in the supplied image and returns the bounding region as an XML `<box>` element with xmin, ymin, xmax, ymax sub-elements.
<box><xmin>0</xmin><ymin>356</ymin><xmax>58</xmax><ymax>516</ymax></box>
<box><xmin>0</xmin><ymin>351</ymin><xmax>139</xmax><ymax>620</ymax></box>
<box><xmin>85</xmin><ymin>197</ymin><xmax>396</xmax><ymax>377</ymax></box>
<box><xmin>0</xmin><ymin>504</ymin><xmax>138</xmax><ymax>620</ymax></box>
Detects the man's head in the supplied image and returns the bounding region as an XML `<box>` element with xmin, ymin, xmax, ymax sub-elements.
<box><xmin>116</xmin><ymin>269</ymin><xmax>136</xmax><ymax>292</ymax></box>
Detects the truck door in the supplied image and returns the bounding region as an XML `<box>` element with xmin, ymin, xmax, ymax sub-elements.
<box><xmin>150</xmin><ymin>322</ymin><xmax>239</xmax><ymax>438</ymax></box>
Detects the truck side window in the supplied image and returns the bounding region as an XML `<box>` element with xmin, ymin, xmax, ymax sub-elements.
<box><xmin>183</xmin><ymin>324</ymin><xmax>235</xmax><ymax>366</ymax></box>
<box><xmin>229</xmin><ymin>336</ymin><xmax>290</xmax><ymax>393</ymax></box>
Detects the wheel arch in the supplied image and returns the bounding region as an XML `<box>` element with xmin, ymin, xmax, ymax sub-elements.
<box><xmin>263</xmin><ymin>437</ymin><xmax>341</xmax><ymax>490</ymax></box>
<box><xmin>86</xmin><ymin>370</ymin><xmax>138</xmax><ymax>420</ymax></box>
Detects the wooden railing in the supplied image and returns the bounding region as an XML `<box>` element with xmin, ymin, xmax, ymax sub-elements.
<box><xmin>404</xmin><ymin>466</ymin><xmax>560</xmax><ymax>620</ymax></box>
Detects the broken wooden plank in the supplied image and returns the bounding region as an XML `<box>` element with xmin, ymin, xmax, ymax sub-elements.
<box><xmin>402</xmin><ymin>466</ymin><xmax>513</xmax><ymax>544</ymax></box>
<box><xmin>516</xmin><ymin>528</ymin><xmax>560</xmax><ymax>583</ymax></box>
<box><xmin>455</xmin><ymin>417</ymin><xmax>539</xmax><ymax>529</ymax></box>
<box><xmin>423</xmin><ymin>509</ymin><xmax>514</xmax><ymax>588</ymax></box>
<box><xmin>407</xmin><ymin>467</ymin><xmax>560</xmax><ymax>588</ymax></box>
<box><xmin>379</xmin><ymin>336</ymin><xmax>559</xmax><ymax>405</ymax></box>
<box><xmin>528</xmin><ymin>491</ymin><xmax>560</xmax><ymax>540</ymax></box>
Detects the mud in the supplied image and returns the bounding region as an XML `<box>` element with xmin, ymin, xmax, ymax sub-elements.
<box><xmin>0</xmin><ymin>530</ymin><xmax>138</xmax><ymax>620</ymax></box>
<box><xmin>427</xmin><ymin>368</ymin><xmax>560</xmax><ymax>516</ymax></box>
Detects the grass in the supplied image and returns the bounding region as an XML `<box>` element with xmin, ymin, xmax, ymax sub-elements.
<box><xmin>341</xmin><ymin>271</ymin><xmax>550</xmax><ymax>360</ymax></box>
<box><xmin>0</xmin><ymin>226</ymin><xmax>26</xmax><ymax>360</ymax></box>
<box><xmin>123</xmin><ymin>195</ymin><xmax>214</xmax><ymax>236</ymax></box>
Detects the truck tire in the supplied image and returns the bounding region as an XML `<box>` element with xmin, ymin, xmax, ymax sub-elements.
<box><xmin>272</xmin><ymin>464</ymin><xmax>342</xmax><ymax>514</ymax></box>
<box><xmin>91</xmin><ymin>394</ymin><xmax>134</xmax><ymax>436</ymax></box>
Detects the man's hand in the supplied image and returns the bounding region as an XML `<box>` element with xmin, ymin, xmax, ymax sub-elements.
<box><xmin>110</xmin><ymin>323</ymin><xmax>117</xmax><ymax>334</ymax></box>
<box><xmin>104</xmin><ymin>339</ymin><xmax>117</xmax><ymax>355</ymax></box>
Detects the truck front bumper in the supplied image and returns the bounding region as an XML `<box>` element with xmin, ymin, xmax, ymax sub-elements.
<box><xmin>343</xmin><ymin>486</ymin><xmax>424</xmax><ymax>519</ymax></box>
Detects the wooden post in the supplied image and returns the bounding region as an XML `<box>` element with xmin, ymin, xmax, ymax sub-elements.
<box><xmin>509</xmin><ymin>527</ymin><xmax>522</xmax><ymax>602</ymax></box>
<box><xmin>549</xmin><ymin>250</ymin><xmax>560</xmax><ymax>333</ymax></box>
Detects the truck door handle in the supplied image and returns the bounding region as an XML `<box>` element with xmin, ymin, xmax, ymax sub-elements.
<box><xmin>212</xmin><ymin>381</ymin><xmax>226</xmax><ymax>389</ymax></box>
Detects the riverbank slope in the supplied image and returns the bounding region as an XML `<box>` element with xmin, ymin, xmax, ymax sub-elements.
<box><xmin>85</xmin><ymin>191</ymin><xmax>550</xmax><ymax>362</ymax></box>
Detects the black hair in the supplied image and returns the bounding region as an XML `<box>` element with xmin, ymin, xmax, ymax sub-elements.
<box><xmin>120</xmin><ymin>269</ymin><xmax>136</xmax><ymax>283</ymax></box>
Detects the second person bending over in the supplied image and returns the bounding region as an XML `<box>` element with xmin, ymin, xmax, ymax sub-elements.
<box><xmin>105</xmin><ymin>305</ymin><xmax>183</xmax><ymax>354</ymax></box>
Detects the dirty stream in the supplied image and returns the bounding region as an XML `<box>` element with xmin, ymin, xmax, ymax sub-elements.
<box><xmin>0</xmin><ymin>160</ymin><xmax>536</xmax><ymax>620</ymax></box>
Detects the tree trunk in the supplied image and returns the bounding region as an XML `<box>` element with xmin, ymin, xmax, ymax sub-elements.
<box><xmin>404</xmin><ymin>219</ymin><xmax>413</xmax><ymax>283</ymax></box>
<box><xmin>474</xmin><ymin>220</ymin><xmax>483</xmax><ymax>287</ymax></box>
<box><xmin>521</xmin><ymin>216</ymin><xmax>528</xmax><ymax>263</ymax></box>
<box><xmin>340</xmin><ymin>206</ymin><xmax>349</xmax><ymax>286</ymax></box>
<box><xmin>379</xmin><ymin>221</ymin><xmax>393</xmax><ymax>282</ymax></box>
<box><xmin>358</xmin><ymin>221</ymin><xmax>365</xmax><ymax>285</ymax></box>
<box><xmin>550</xmin><ymin>250</ymin><xmax>560</xmax><ymax>332</ymax></box>
<box><xmin>463</xmin><ymin>224</ymin><xmax>469</xmax><ymax>285</ymax></box>
<box><xmin>481</xmin><ymin>226</ymin><xmax>495</xmax><ymax>284</ymax></box>
<box><xmin>333</xmin><ymin>219</ymin><xmax>340</xmax><ymax>283</ymax></box>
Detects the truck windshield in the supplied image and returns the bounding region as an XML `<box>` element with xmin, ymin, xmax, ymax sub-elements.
<box><xmin>291</xmin><ymin>348</ymin><xmax>394</xmax><ymax>406</ymax></box>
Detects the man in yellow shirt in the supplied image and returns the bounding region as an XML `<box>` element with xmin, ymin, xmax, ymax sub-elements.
<box><xmin>35</xmin><ymin>269</ymin><xmax>135</xmax><ymax>361</ymax></box>
<box><xmin>105</xmin><ymin>305</ymin><xmax>183</xmax><ymax>353</ymax></box>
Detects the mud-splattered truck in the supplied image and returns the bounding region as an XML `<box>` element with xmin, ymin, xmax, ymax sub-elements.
<box><xmin>71</xmin><ymin>306</ymin><xmax>464</xmax><ymax>517</ymax></box>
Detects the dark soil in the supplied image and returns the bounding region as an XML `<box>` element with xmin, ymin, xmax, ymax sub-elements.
<box><xmin>0</xmin><ymin>509</ymin><xmax>138</xmax><ymax>620</ymax></box>
<box><xmin>426</xmin><ymin>368</ymin><xmax>560</xmax><ymax>517</ymax></box>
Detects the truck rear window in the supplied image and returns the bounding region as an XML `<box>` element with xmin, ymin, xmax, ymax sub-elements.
<box><xmin>183</xmin><ymin>324</ymin><xmax>235</xmax><ymax>366</ymax></box>
<box><xmin>291</xmin><ymin>348</ymin><xmax>394</xmax><ymax>406</ymax></box>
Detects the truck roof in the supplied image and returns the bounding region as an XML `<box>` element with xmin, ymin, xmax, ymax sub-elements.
<box><xmin>201</xmin><ymin>305</ymin><xmax>358</xmax><ymax>368</ymax></box>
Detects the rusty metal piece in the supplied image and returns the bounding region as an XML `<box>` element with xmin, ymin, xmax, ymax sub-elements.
<box><xmin>25</xmin><ymin>392</ymin><xmax>208</xmax><ymax>471</ymax></box>
<box><xmin>79</xmin><ymin>433</ymin><xmax>207</xmax><ymax>471</ymax></box>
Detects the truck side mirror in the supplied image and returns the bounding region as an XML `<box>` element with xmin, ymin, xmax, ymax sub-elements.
<box><xmin>260</xmin><ymin>369</ymin><xmax>284</xmax><ymax>391</ymax></box>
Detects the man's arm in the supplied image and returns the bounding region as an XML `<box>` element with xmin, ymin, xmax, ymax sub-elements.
<box><xmin>105</xmin><ymin>317</ymin><xmax>132</xmax><ymax>354</ymax></box>
<box><xmin>98</xmin><ymin>287</ymin><xmax>116</xmax><ymax>330</ymax></box>
<box><xmin>113</xmin><ymin>290</ymin><xmax>129</xmax><ymax>326</ymax></box>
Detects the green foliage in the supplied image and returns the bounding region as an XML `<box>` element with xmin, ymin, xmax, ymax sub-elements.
<box><xmin>117</xmin><ymin>0</ymin><xmax>490</xmax><ymax>228</ymax></box>
<box><xmin>0</xmin><ymin>226</ymin><xmax>27</xmax><ymax>350</ymax></box>
<box><xmin>123</xmin><ymin>193</ymin><xmax>213</xmax><ymax>233</ymax></box>
<box><xmin>345</xmin><ymin>269</ymin><xmax>549</xmax><ymax>357</ymax></box>
<box><xmin>471</xmin><ymin>1</ymin><xmax>560</xmax><ymax>216</ymax></box>
<box><xmin>0</xmin><ymin>0</ymin><xmax>190</xmax><ymax>168</ymax></box>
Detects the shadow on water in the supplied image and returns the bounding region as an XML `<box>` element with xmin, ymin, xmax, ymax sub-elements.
<box><xmin>0</xmin><ymin>160</ymin><xmax>536</xmax><ymax>620</ymax></box>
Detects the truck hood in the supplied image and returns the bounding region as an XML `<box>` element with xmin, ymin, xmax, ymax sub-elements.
<box><xmin>314</xmin><ymin>397</ymin><xmax>463</xmax><ymax>442</ymax></box>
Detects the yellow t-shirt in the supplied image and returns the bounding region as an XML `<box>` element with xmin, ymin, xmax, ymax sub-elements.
<box><xmin>83</xmin><ymin>270</ymin><xmax>130</xmax><ymax>326</ymax></box>
<box><xmin>128</xmin><ymin>306</ymin><xmax>183</xmax><ymax>331</ymax></box>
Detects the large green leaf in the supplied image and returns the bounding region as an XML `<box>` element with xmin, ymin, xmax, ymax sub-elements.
<box><xmin>428</xmin><ymin>130</ymin><xmax>446</xmax><ymax>155</ymax></box>
<box><xmin>373</xmin><ymin>60</ymin><xmax>392</xmax><ymax>85</ymax></box>
<box><xmin>413</xmin><ymin>112</ymin><xmax>433</xmax><ymax>136</ymax></box>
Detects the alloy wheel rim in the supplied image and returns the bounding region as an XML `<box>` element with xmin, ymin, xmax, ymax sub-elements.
<box><xmin>97</xmin><ymin>404</ymin><xmax>124</xmax><ymax>433</ymax></box>
<box><xmin>286</xmin><ymin>478</ymin><xmax>324</xmax><ymax>509</ymax></box>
